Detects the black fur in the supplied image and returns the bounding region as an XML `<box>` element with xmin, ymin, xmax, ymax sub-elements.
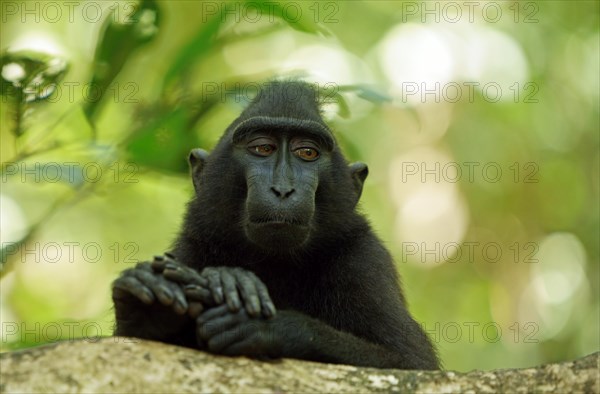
<box><xmin>113</xmin><ymin>81</ymin><xmax>439</xmax><ymax>369</ymax></box>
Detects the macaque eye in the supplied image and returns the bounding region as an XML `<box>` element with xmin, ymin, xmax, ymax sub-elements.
<box><xmin>249</xmin><ymin>144</ymin><xmax>276</xmax><ymax>157</ymax></box>
<box><xmin>294</xmin><ymin>147</ymin><xmax>320</xmax><ymax>161</ymax></box>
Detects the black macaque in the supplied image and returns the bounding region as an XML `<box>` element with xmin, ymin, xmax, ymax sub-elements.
<box><xmin>112</xmin><ymin>81</ymin><xmax>440</xmax><ymax>369</ymax></box>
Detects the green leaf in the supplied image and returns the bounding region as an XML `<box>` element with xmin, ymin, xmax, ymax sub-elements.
<box><xmin>85</xmin><ymin>0</ymin><xmax>160</xmax><ymax>121</ymax></box>
<box><xmin>333</xmin><ymin>92</ymin><xmax>351</xmax><ymax>119</ymax></box>
<box><xmin>338</xmin><ymin>84</ymin><xmax>391</xmax><ymax>104</ymax></box>
<box><xmin>0</xmin><ymin>239</ymin><xmax>26</xmax><ymax>273</ymax></box>
<box><xmin>126</xmin><ymin>106</ymin><xmax>199</xmax><ymax>173</ymax></box>
<box><xmin>1</xmin><ymin>50</ymin><xmax>69</xmax><ymax>136</ymax></box>
<box><xmin>162</xmin><ymin>0</ymin><xmax>329</xmax><ymax>90</ymax></box>
<box><xmin>248</xmin><ymin>1</ymin><xmax>331</xmax><ymax>36</ymax></box>
<box><xmin>1</xmin><ymin>50</ymin><xmax>68</xmax><ymax>100</ymax></box>
<box><xmin>162</xmin><ymin>12</ymin><xmax>222</xmax><ymax>88</ymax></box>
<box><xmin>335</xmin><ymin>131</ymin><xmax>362</xmax><ymax>162</ymax></box>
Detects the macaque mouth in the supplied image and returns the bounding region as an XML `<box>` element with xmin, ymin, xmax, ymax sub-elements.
<box><xmin>249</xmin><ymin>215</ymin><xmax>308</xmax><ymax>227</ymax></box>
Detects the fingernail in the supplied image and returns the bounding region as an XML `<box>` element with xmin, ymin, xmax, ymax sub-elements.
<box><xmin>141</xmin><ymin>289</ymin><xmax>154</xmax><ymax>304</ymax></box>
<box><xmin>227</xmin><ymin>299</ymin><xmax>239</xmax><ymax>311</ymax></box>
<box><xmin>175</xmin><ymin>301</ymin><xmax>187</xmax><ymax>315</ymax></box>
<box><xmin>160</xmin><ymin>289</ymin><xmax>174</xmax><ymax>302</ymax></box>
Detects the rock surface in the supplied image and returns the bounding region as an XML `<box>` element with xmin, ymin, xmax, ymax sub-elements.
<box><xmin>1</xmin><ymin>338</ymin><xmax>598</xmax><ymax>393</ymax></box>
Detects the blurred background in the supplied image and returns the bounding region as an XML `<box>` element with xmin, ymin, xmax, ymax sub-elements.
<box><xmin>0</xmin><ymin>0</ymin><xmax>598</xmax><ymax>371</ymax></box>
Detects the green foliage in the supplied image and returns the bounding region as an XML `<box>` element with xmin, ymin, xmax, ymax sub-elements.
<box><xmin>85</xmin><ymin>0</ymin><xmax>160</xmax><ymax>122</ymax></box>
<box><xmin>0</xmin><ymin>0</ymin><xmax>597</xmax><ymax>372</ymax></box>
<box><xmin>1</xmin><ymin>50</ymin><xmax>69</xmax><ymax>136</ymax></box>
<box><xmin>162</xmin><ymin>10</ymin><xmax>221</xmax><ymax>88</ymax></box>
<box><xmin>127</xmin><ymin>106</ymin><xmax>199</xmax><ymax>172</ymax></box>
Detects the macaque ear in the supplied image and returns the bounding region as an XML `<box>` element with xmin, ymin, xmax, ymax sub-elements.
<box><xmin>349</xmin><ymin>162</ymin><xmax>369</xmax><ymax>202</ymax></box>
<box><xmin>189</xmin><ymin>149</ymin><xmax>209</xmax><ymax>193</ymax></box>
